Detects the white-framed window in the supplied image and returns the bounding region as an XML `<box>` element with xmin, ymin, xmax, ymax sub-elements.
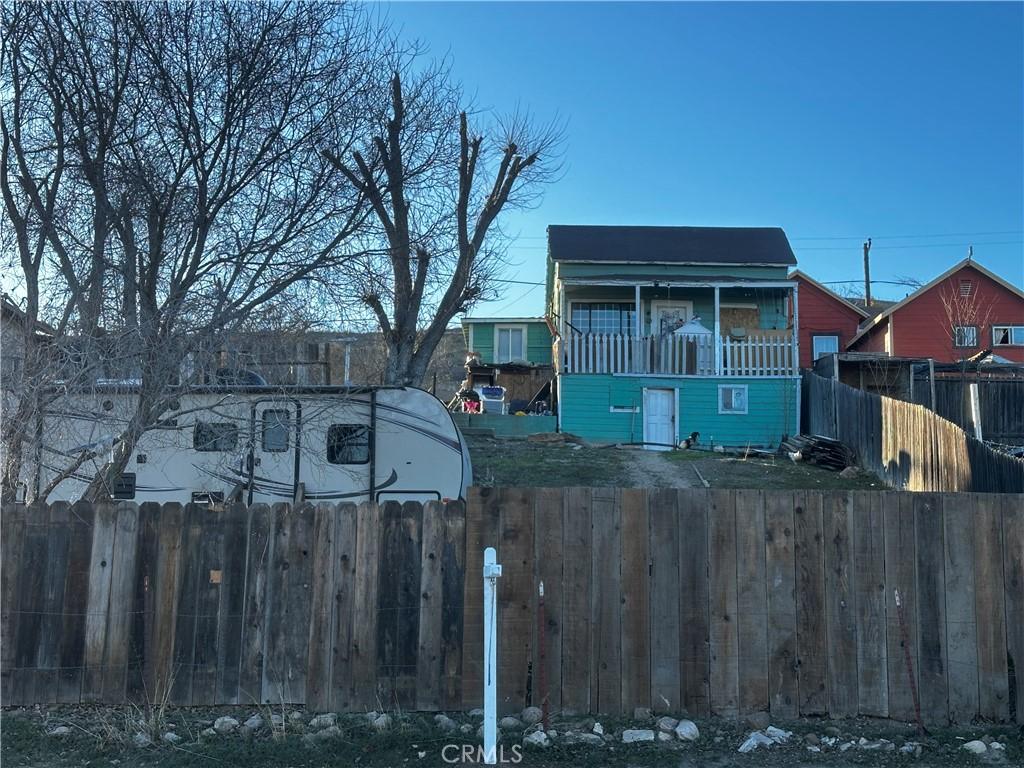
<box><xmin>495</xmin><ymin>325</ymin><xmax>526</xmax><ymax>362</ymax></box>
<box><xmin>569</xmin><ymin>302</ymin><xmax>636</xmax><ymax>335</ymax></box>
<box><xmin>811</xmin><ymin>334</ymin><xmax>840</xmax><ymax>361</ymax></box>
<box><xmin>993</xmin><ymin>325</ymin><xmax>1024</xmax><ymax>346</ymax></box>
<box><xmin>953</xmin><ymin>325</ymin><xmax>978</xmax><ymax>348</ymax></box>
<box><xmin>718</xmin><ymin>384</ymin><xmax>748</xmax><ymax>415</ymax></box>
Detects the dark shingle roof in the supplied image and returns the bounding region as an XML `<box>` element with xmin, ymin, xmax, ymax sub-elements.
<box><xmin>547</xmin><ymin>225</ymin><xmax>797</xmax><ymax>266</ymax></box>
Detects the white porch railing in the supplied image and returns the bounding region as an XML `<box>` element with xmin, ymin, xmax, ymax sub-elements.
<box><xmin>557</xmin><ymin>332</ymin><xmax>797</xmax><ymax>376</ymax></box>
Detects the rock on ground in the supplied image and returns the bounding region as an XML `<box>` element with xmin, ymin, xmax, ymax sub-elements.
<box><xmin>520</xmin><ymin>706</ymin><xmax>543</xmax><ymax>725</ymax></box>
<box><xmin>765</xmin><ymin>726</ymin><xmax>792</xmax><ymax>744</ymax></box>
<box><xmin>622</xmin><ymin>728</ymin><xmax>656</xmax><ymax>743</ymax></box>
<box><xmin>372</xmin><ymin>714</ymin><xmax>392</xmax><ymax>732</ymax></box>
<box><xmin>132</xmin><ymin>733</ymin><xmax>153</xmax><ymax>748</ymax></box>
<box><xmin>674</xmin><ymin>719</ymin><xmax>700</xmax><ymax>741</ymax></box>
<box><xmin>656</xmin><ymin>716</ymin><xmax>679</xmax><ymax>733</ymax></box>
<box><xmin>745</xmin><ymin>712</ymin><xmax>770</xmax><ymax>731</ymax></box>
<box><xmin>962</xmin><ymin>740</ymin><xmax>988</xmax><ymax>754</ymax></box>
<box><xmin>47</xmin><ymin>726</ymin><xmax>72</xmax><ymax>737</ymax></box>
<box><xmin>288</xmin><ymin>711</ymin><xmax>304</xmax><ymax>723</ymax></box>
<box><xmin>213</xmin><ymin>716</ymin><xmax>239</xmax><ymax>734</ymax></box>
<box><xmin>738</xmin><ymin>731</ymin><xmax>776</xmax><ymax>753</ymax></box>
<box><xmin>434</xmin><ymin>714</ymin><xmax>458</xmax><ymax>733</ymax></box>
<box><xmin>309</xmin><ymin>713</ymin><xmax>337</xmax><ymax>730</ymax></box>
<box><xmin>161</xmin><ymin>732</ymin><xmax>181</xmax><ymax>745</ymax></box>
<box><xmin>499</xmin><ymin>716</ymin><xmax>524</xmax><ymax>730</ymax></box>
<box><xmin>592</xmin><ymin>722</ymin><xmax>604</xmax><ymax>736</ymax></box>
<box><xmin>522</xmin><ymin>731</ymin><xmax>551</xmax><ymax>749</ymax></box>
<box><xmin>244</xmin><ymin>715</ymin><xmax>265</xmax><ymax>731</ymax></box>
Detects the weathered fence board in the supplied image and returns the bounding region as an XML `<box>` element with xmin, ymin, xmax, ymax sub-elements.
<box><xmin>2</xmin><ymin>489</ymin><xmax>1022</xmax><ymax>726</ymax></box>
<box><xmin>803</xmin><ymin>371</ymin><xmax>1024</xmax><ymax>492</ymax></box>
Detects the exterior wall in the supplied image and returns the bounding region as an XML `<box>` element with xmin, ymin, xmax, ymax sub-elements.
<box><xmin>558</xmin><ymin>374</ymin><xmax>799</xmax><ymax>447</ymax></box>
<box><xmin>792</xmin><ymin>277</ymin><xmax>866</xmax><ymax>368</ymax></box>
<box><xmin>886</xmin><ymin>265</ymin><xmax>1024</xmax><ymax>363</ymax></box>
<box><xmin>452</xmin><ymin>413</ymin><xmax>557</xmax><ymax>436</ymax></box>
<box><xmin>465</xmin><ymin>321</ymin><xmax>552</xmax><ymax>366</ymax></box>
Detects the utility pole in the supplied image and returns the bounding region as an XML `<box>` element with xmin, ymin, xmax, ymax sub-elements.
<box><xmin>863</xmin><ymin>238</ymin><xmax>873</xmax><ymax>308</ymax></box>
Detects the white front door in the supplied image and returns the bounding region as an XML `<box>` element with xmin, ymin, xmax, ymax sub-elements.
<box><xmin>651</xmin><ymin>300</ymin><xmax>694</xmax><ymax>335</ymax></box>
<box><xmin>643</xmin><ymin>388</ymin><xmax>676</xmax><ymax>451</ymax></box>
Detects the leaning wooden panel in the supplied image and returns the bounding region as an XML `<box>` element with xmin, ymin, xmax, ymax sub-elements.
<box><xmin>648</xmin><ymin>488</ymin><xmax>681</xmax><ymax>713</ymax></box>
<box><xmin>306</xmin><ymin>502</ymin><xmax>338</xmax><ymax>711</ymax></box>
<box><xmin>57</xmin><ymin>502</ymin><xmax>96</xmax><ymax>704</ymax></box>
<box><xmin>375</xmin><ymin>501</ymin><xmax>403</xmax><ymax>708</ymax></box>
<box><xmin>82</xmin><ymin>502</ymin><xmax>119</xmax><ymax>703</ymax></box>
<box><xmin>1</xmin><ymin>504</ymin><xmax>27</xmax><ymax>704</ymax></box>
<box><xmin>329</xmin><ymin>503</ymin><xmax>359</xmax><ymax>711</ymax></box>
<box><xmin>416</xmin><ymin>501</ymin><xmax>445</xmax><ymax>711</ymax></box>
<box><xmin>794</xmin><ymin>491</ymin><xmax>827</xmax><ymax>715</ymax></box>
<box><xmin>708</xmin><ymin>489</ymin><xmax>739</xmax><ymax>717</ymax></box>
<box><xmin>440</xmin><ymin>500</ymin><xmax>467</xmax><ymax>711</ymax></box>
<box><xmin>33</xmin><ymin>503</ymin><xmax>72</xmax><ymax>703</ymax></box>
<box><xmin>942</xmin><ymin>494</ymin><xmax>979</xmax><ymax>724</ymax></box>
<box><xmin>1002</xmin><ymin>494</ymin><xmax>1024</xmax><ymax>725</ymax></box>
<box><xmin>914</xmin><ymin>493</ymin><xmax>948</xmax><ymax>724</ymax></box>
<box><xmin>852</xmin><ymin>491</ymin><xmax>888</xmax><ymax>718</ymax></box>
<box><xmin>497</xmin><ymin>488</ymin><xmax>534</xmax><ymax>715</ymax></box>
<box><xmin>590</xmin><ymin>487</ymin><xmax>621</xmax><ymax>715</ymax></box>
<box><xmin>169</xmin><ymin>504</ymin><xmax>204</xmax><ymax>706</ymax></box>
<box><xmin>560</xmin><ymin>487</ymin><xmax>592</xmax><ymax>715</ymax></box>
<box><xmin>823</xmin><ymin>492</ymin><xmax>857</xmax><ymax>718</ymax></box>
<box><xmin>678</xmin><ymin>488</ymin><xmax>711</xmax><ymax>717</ymax></box>
<box><xmin>735</xmin><ymin>489</ymin><xmax>769</xmax><ymax>716</ymax></box>
<box><xmin>533</xmin><ymin>488</ymin><xmax>564</xmax><ymax>715</ymax></box>
<box><xmin>764</xmin><ymin>491</ymin><xmax>798</xmax><ymax>718</ymax></box>
<box><xmin>619</xmin><ymin>488</ymin><xmax>650</xmax><ymax>715</ymax></box>
<box><xmin>974</xmin><ymin>494</ymin><xmax>1009</xmax><ymax>721</ymax></box>
<box><xmin>884</xmin><ymin>492</ymin><xmax>919</xmax><ymax>722</ymax></box>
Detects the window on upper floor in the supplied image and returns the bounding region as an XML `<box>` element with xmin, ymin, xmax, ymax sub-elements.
<box><xmin>953</xmin><ymin>326</ymin><xmax>978</xmax><ymax>348</ymax></box>
<box><xmin>569</xmin><ymin>302</ymin><xmax>636</xmax><ymax>335</ymax></box>
<box><xmin>993</xmin><ymin>325</ymin><xmax>1024</xmax><ymax>346</ymax></box>
<box><xmin>496</xmin><ymin>325</ymin><xmax>526</xmax><ymax>362</ymax></box>
<box><xmin>811</xmin><ymin>335</ymin><xmax>840</xmax><ymax>360</ymax></box>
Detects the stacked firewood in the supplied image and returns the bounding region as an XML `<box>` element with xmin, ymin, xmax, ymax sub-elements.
<box><xmin>781</xmin><ymin>434</ymin><xmax>855</xmax><ymax>471</ymax></box>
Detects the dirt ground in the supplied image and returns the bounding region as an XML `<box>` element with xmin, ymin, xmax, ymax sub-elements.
<box><xmin>468</xmin><ymin>435</ymin><xmax>883</xmax><ymax>491</ymax></box>
<box><xmin>2</xmin><ymin>706</ymin><xmax>1019</xmax><ymax>768</ymax></box>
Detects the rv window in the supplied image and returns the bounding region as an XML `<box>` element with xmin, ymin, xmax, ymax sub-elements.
<box><xmin>261</xmin><ymin>410</ymin><xmax>290</xmax><ymax>452</ymax></box>
<box><xmin>327</xmin><ymin>424</ymin><xmax>370</xmax><ymax>464</ymax></box>
<box><xmin>112</xmin><ymin>472</ymin><xmax>136</xmax><ymax>500</ymax></box>
<box><xmin>193</xmin><ymin>421</ymin><xmax>238</xmax><ymax>452</ymax></box>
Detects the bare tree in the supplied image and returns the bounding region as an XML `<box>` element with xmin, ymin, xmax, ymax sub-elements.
<box><xmin>323</xmin><ymin>66</ymin><xmax>562</xmax><ymax>386</ymax></box>
<box><xmin>2</xmin><ymin>1</ymin><xmax>385</xmax><ymax>502</ymax></box>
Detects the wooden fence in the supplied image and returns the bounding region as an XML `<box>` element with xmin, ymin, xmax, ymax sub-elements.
<box><xmin>930</xmin><ymin>378</ymin><xmax>1024</xmax><ymax>445</ymax></box>
<box><xmin>2</xmin><ymin>489</ymin><xmax>1023</xmax><ymax>725</ymax></box>
<box><xmin>803</xmin><ymin>372</ymin><xmax>1024</xmax><ymax>492</ymax></box>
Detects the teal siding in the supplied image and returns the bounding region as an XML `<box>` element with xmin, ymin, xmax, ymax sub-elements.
<box><xmin>558</xmin><ymin>374</ymin><xmax>798</xmax><ymax>447</ymax></box>
<box><xmin>453</xmin><ymin>413</ymin><xmax>557</xmax><ymax>436</ymax></box>
<box><xmin>465</xmin><ymin>320</ymin><xmax>552</xmax><ymax>366</ymax></box>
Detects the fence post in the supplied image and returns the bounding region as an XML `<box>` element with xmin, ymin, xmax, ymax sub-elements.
<box><xmin>482</xmin><ymin>547</ymin><xmax>503</xmax><ymax>764</ymax></box>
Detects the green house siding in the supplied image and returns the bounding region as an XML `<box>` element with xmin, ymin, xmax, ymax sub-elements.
<box><xmin>465</xmin><ymin>321</ymin><xmax>552</xmax><ymax>366</ymax></box>
<box><xmin>558</xmin><ymin>374</ymin><xmax>798</xmax><ymax>447</ymax></box>
<box><xmin>556</xmin><ymin>262</ymin><xmax>789</xmax><ymax>281</ymax></box>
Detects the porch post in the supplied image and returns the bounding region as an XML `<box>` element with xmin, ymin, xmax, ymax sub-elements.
<box><xmin>791</xmin><ymin>283</ymin><xmax>800</xmax><ymax>375</ymax></box>
<box><xmin>634</xmin><ymin>283</ymin><xmax>642</xmax><ymax>371</ymax></box>
<box><xmin>714</xmin><ymin>286</ymin><xmax>722</xmax><ymax>375</ymax></box>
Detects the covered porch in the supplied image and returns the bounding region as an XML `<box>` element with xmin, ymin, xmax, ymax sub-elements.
<box><xmin>552</xmin><ymin>278</ymin><xmax>800</xmax><ymax>377</ymax></box>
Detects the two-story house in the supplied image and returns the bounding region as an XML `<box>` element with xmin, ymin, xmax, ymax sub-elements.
<box><xmin>547</xmin><ymin>225</ymin><xmax>801</xmax><ymax>449</ymax></box>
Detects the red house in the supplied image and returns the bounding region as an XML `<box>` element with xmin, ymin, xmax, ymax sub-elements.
<box><xmin>789</xmin><ymin>270</ymin><xmax>870</xmax><ymax>368</ymax></box>
<box><xmin>847</xmin><ymin>259</ymin><xmax>1024</xmax><ymax>363</ymax></box>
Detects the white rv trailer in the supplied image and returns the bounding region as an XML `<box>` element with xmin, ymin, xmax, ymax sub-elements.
<box><xmin>35</xmin><ymin>385</ymin><xmax>471</xmax><ymax>505</ymax></box>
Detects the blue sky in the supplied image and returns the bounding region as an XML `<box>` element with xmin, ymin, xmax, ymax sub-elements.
<box><xmin>384</xmin><ymin>1</ymin><xmax>1024</xmax><ymax>316</ymax></box>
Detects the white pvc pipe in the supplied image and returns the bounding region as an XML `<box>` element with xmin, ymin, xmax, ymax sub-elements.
<box><xmin>482</xmin><ymin>547</ymin><xmax>502</xmax><ymax>764</ymax></box>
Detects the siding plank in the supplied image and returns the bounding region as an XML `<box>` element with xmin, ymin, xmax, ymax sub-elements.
<box><xmin>561</xmin><ymin>487</ymin><xmax>592</xmax><ymax>715</ymax></box>
<box><xmin>884</xmin><ymin>492</ymin><xmax>919</xmax><ymax>722</ymax></box>
<box><xmin>679</xmin><ymin>488</ymin><xmax>711</xmax><ymax>716</ymax></box>
<box><xmin>533</xmin><ymin>488</ymin><xmax>563</xmax><ymax>715</ymax></box>
<box><xmin>794</xmin><ymin>491</ymin><xmax>827</xmax><ymax>715</ymax></box>
<box><xmin>914</xmin><ymin>493</ymin><xmax>947</xmax><ymax>724</ymax></box>
<box><xmin>416</xmin><ymin>501</ymin><xmax>444</xmax><ymax>711</ymax></box>
<box><xmin>824</xmin><ymin>492</ymin><xmax>858</xmax><ymax>718</ymax></box>
<box><xmin>764</xmin><ymin>491</ymin><xmax>798</xmax><ymax>718</ymax></box>
<box><xmin>852</xmin><ymin>491</ymin><xmax>888</xmax><ymax>718</ymax></box>
<box><xmin>708</xmin><ymin>489</ymin><xmax>739</xmax><ymax>717</ymax></box>
<box><xmin>497</xmin><ymin>488</ymin><xmax>534</xmax><ymax>714</ymax></box>
<box><xmin>591</xmin><ymin>487</ymin><xmax>621</xmax><ymax>715</ymax></box>
<box><xmin>735</xmin><ymin>489</ymin><xmax>769</xmax><ymax>716</ymax></box>
<box><xmin>1002</xmin><ymin>494</ymin><xmax>1024</xmax><ymax>725</ymax></box>
<box><xmin>329</xmin><ymin>503</ymin><xmax>359</xmax><ymax>711</ymax></box>
<box><xmin>239</xmin><ymin>504</ymin><xmax>272</xmax><ymax>705</ymax></box>
<box><xmin>943</xmin><ymin>494</ymin><xmax>978</xmax><ymax>724</ymax></box>
<box><xmin>441</xmin><ymin>500</ymin><xmax>467</xmax><ymax>711</ymax></box>
<box><xmin>974</xmin><ymin>493</ymin><xmax>1009</xmax><ymax>721</ymax></box>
